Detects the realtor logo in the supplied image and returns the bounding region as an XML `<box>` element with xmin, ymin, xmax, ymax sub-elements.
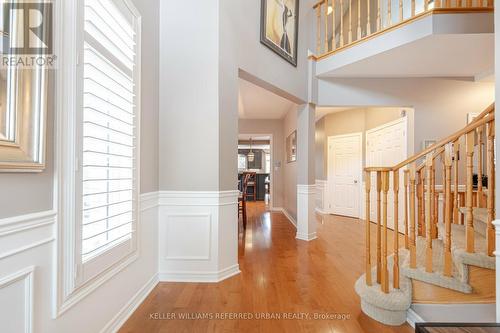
<box><xmin>1</xmin><ymin>1</ymin><xmax>55</xmax><ymax>68</ymax></box>
<box><xmin>3</xmin><ymin>1</ymin><xmax>53</xmax><ymax>55</ymax></box>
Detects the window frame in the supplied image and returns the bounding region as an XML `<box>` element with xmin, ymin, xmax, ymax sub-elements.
<box><xmin>54</xmin><ymin>0</ymin><xmax>141</xmax><ymax>317</ymax></box>
<box><xmin>75</xmin><ymin>0</ymin><xmax>141</xmax><ymax>286</ymax></box>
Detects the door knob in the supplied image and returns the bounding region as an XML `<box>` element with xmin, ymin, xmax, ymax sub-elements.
<box><xmin>354</xmin><ymin>180</ymin><xmax>358</xmax><ymax>184</ymax></box>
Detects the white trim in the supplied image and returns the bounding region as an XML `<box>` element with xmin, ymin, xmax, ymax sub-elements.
<box><xmin>297</xmin><ymin>184</ymin><xmax>317</xmax><ymax>195</ymax></box>
<box><xmin>99</xmin><ymin>273</ymin><xmax>159</xmax><ymax>333</ymax></box>
<box><xmin>272</xmin><ymin>207</ymin><xmax>297</xmax><ymax>228</ymax></box>
<box><xmin>0</xmin><ymin>238</ymin><xmax>55</xmax><ymax>261</ymax></box>
<box><xmin>327</xmin><ymin>132</ymin><xmax>363</xmax><ymax>218</ymax></box>
<box><xmin>296</xmin><ymin>231</ymin><xmax>318</xmax><ymax>241</ymax></box>
<box><xmin>0</xmin><ymin>210</ymin><xmax>56</xmax><ymax>237</ymax></box>
<box><xmin>159</xmin><ymin>264</ymin><xmax>241</xmax><ymax>283</ymax></box>
<box><xmin>406</xmin><ymin>308</ymin><xmax>424</xmax><ymax>328</ymax></box>
<box><xmin>0</xmin><ymin>266</ymin><xmax>35</xmax><ymax>333</ymax></box>
<box><xmin>53</xmin><ymin>0</ymin><xmax>143</xmax><ymax>318</ymax></box>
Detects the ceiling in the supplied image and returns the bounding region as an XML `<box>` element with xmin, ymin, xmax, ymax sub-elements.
<box><xmin>238</xmin><ymin>79</ymin><xmax>297</xmax><ymax>120</ymax></box>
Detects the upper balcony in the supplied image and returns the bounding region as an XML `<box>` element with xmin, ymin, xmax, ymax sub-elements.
<box><xmin>311</xmin><ymin>0</ymin><xmax>494</xmax><ymax>79</ymax></box>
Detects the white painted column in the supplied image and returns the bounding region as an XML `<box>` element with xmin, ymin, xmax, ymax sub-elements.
<box><xmin>296</xmin><ymin>103</ymin><xmax>317</xmax><ymax>241</ymax></box>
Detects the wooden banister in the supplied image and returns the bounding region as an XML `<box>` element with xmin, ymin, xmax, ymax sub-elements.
<box><xmin>466</xmin><ymin>131</ymin><xmax>475</xmax><ymax>253</ymax></box>
<box><xmin>381</xmin><ymin>171</ymin><xmax>390</xmax><ymax>293</ymax></box>
<box><xmin>393</xmin><ymin>169</ymin><xmax>400</xmax><ymax>289</ymax></box>
<box><xmin>425</xmin><ymin>154</ymin><xmax>433</xmax><ymax>273</ymax></box>
<box><xmin>392</xmin><ymin>109</ymin><xmax>494</xmax><ymax>170</ymax></box>
<box><xmin>365</xmin><ymin>170</ymin><xmax>372</xmax><ymax>285</ymax></box>
<box><xmin>361</xmin><ymin>104</ymin><xmax>495</xmax><ymax>290</ymax></box>
<box><xmin>443</xmin><ymin>144</ymin><xmax>453</xmax><ymax>276</ymax></box>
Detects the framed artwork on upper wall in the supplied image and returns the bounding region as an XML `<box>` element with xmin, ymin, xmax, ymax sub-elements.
<box><xmin>260</xmin><ymin>0</ymin><xmax>299</xmax><ymax>67</ymax></box>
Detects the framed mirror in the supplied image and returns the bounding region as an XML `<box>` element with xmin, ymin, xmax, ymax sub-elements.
<box><xmin>0</xmin><ymin>3</ymin><xmax>49</xmax><ymax>172</ymax></box>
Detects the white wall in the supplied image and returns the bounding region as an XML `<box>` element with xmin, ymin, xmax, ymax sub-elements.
<box><xmin>0</xmin><ymin>1</ymin><xmax>160</xmax><ymax>332</ymax></box>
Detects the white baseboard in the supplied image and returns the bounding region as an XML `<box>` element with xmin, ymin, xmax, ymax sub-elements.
<box><xmin>100</xmin><ymin>273</ymin><xmax>159</xmax><ymax>333</ymax></box>
<box><xmin>159</xmin><ymin>264</ymin><xmax>240</xmax><ymax>283</ymax></box>
<box><xmin>272</xmin><ymin>207</ymin><xmax>297</xmax><ymax>228</ymax></box>
<box><xmin>406</xmin><ymin>308</ymin><xmax>424</xmax><ymax>328</ymax></box>
<box><xmin>296</xmin><ymin>232</ymin><xmax>318</xmax><ymax>241</ymax></box>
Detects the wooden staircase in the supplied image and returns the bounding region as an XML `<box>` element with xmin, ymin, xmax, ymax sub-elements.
<box><xmin>355</xmin><ymin>103</ymin><xmax>496</xmax><ymax>325</ymax></box>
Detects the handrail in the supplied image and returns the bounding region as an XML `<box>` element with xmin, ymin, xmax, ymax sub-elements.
<box><xmin>362</xmin><ymin>103</ymin><xmax>495</xmax><ymax>295</ymax></box>
<box><xmin>392</xmin><ymin>111</ymin><xmax>494</xmax><ymax>170</ymax></box>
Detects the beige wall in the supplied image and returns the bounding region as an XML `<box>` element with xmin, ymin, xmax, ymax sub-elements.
<box><xmin>283</xmin><ymin>109</ymin><xmax>298</xmax><ymax>220</ymax></box>
<box><xmin>238</xmin><ymin>119</ymin><xmax>285</xmax><ymax>208</ymax></box>
<box><xmin>316</xmin><ymin>107</ymin><xmax>410</xmax><ymax>180</ymax></box>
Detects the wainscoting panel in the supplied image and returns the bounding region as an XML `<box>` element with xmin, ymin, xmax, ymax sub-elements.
<box><xmin>158</xmin><ymin>191</ymin><xmax>240</xmax><ymax>283</ymax></box>
<box><xmin>165</xmin><ymin>214</ymin><xmax>211</xmax><ymax>261</ymax></box>
<box><xmin>0</xmin><ymin>267</ymin><xmax>34</xmax><ymax>333</ymax></box>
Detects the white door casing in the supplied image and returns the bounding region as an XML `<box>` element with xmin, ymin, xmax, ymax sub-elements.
<box><xmin>327</xmin><ymin>133</ymin><xmax>363</xmax><ymax>218</ymax></box>
<box><xmin>366</xmin><ymin>117</ymin><xmax>408</xmax><ymax>232</ymax></box>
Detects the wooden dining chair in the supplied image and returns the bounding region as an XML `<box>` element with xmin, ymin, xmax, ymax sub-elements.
<box><xmin>238</xmin><ymin>173</ymin><xmax>251</xmax><ymax>230</ymax></box>
<box><xmin>242</xmin><ymin>171</ymin><xmax>257</xmax><ymax>201</ymax></box>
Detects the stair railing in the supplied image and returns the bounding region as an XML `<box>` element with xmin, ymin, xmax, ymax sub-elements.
<box><xmin>312</xmin><ymin>0</ymin><xmax>494</xmax><ymax>60</ymax></box>
<box><xmin>364</xmin><ymin>103</ymin><xmax>495</xmax><ymax>292</ymax></box>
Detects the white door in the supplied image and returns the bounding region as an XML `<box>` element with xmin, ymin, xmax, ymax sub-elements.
<box><xmin>327</xmin><ymin>133</ymin><xmax>362</xmax><ymax>218</ymax></box>
<box><xmin>366</xmin><ymin>117</ymin><xmax>408</xmax><ymax>233</ymax></box>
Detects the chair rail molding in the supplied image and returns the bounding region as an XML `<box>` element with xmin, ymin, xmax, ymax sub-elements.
<box><xmin>158</xmin><ymin>190</ymin><xmax>240</xmax><ymax>283</ymax></box>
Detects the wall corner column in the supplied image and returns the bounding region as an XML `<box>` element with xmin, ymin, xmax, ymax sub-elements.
<box><xmin>296</xmin><ymin>103</ymin><xmax>317</xmax><ymax>241</ymax></box>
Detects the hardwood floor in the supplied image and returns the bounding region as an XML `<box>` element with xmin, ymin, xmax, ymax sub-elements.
<box><xmin>119</xmin><ymin>202</ymin><xmax>413</xmax><ymax>333</ymax></box>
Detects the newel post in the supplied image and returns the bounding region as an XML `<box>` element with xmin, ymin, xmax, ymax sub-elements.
<box><xmin>365</xmin><ymin>170</ymin><xmax>372</xmax><ymax>285</ymax></box>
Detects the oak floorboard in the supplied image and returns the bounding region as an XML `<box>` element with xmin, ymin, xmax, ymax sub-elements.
<box><xmin>119</xmin><ymin>202</ymin><xmax>413</xmax><ymax>333</ymax></box>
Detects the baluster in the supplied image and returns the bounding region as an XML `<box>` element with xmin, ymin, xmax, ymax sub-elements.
<box><xmin>316</xmin><ymin>5</ymin><xmax>321</xmax><ymax>54</ymax></box>
<box><xmin>365</xmin><ymin>170</ymin><xmax>372</xmax><ymax>285</ymax></box>
<box><xmin>393</xmin><ymin>169</ymin><xmax>400</xmax><ymax>289</ymax></box>
<box><xmin>349</xmin><ymin>0</ymin><xmax>353</xmax><ymax>43</ymax></box>
<box><xmin>381</xmin><ymin>171</ymin><xmax>390</xmax><ymax>293</ymax></box>
<box><xmin>425</xmin><ymin>0</ymin><xmax>429</xmax><ymax>11</ymax></box>
<box><xmin>431</xmin><ymin>160</ymin><xmax>437</xmax><ymax>238</ymax></box>
<box><xmin>466</xmin><ymin>0</ymin><xmax>472</xmax><ymax>7</ymax></box>
<box><xmin>357</xmin><ymin>0</ymin><xmax>362</xmax><ymax>40</ymax></box>
<box><xmin>411</xmin><ymin>0</ymin><xmax>416</xmax><ymax>16</ymax></box>
<box><xmin>340</xmin><ymin>0</ymin><xmax>345</xmax><ymax>46</ymax></box>
<box><xmin>445</xmin><ymin>0</ymin><xmax>451</xmax><ymax>7</ymax></box>
<box><xmin>332</xmin><ymin>0</ymin><xmax>336</xmax><ymax>50</ymax></box>
<box><xmin>367</xmin><ymin>0</ymin><xmax>371</xmax><ymax>35</ymax></box>
<box><xmin>453</xmin><ymin>141</ymin><xmax>460</xmax><ymax>224</ymax></box>
<box><xmin>487</xmin><ymin>121</ymin><xmax>495</xmax><ymax>256</ymax></box>
<box><xmin>388</xmin><ymin>0</ymin><xmax>392</xmax><ymax>27</ymax></box>
<box><xmin>404</xmin><ymin>170</ymin><xmax>409</xmax><ymax>249</ymax></box>
<box><xmin>377</xmin><ymin>0</ymin><xmax>381</xmax><ymax>31</ymax></box>
<box><xmin>487</xmin><ymin>0</ymin><xmax>493</xmax><ymax>7</ymax></box>
<box><xmin>325</xmin><ymin>0</ymin><xmax>329</xmax><ymax>52</ymax></box>
<box><xmin>435</xmin><ymin>0</ymin><xmax>442</xmax><ymax>8</ymax></box>
<box><xmin>399</xmin><ymin>0</ymin><xmax>403</xmax><ymax>21</ymax></box>
<box><xmin>466</xmin><ymin>131</ymin><xmax>475</xmax><ymax>253</ymax></box>
<box><xmin>477</xmin><ymin>126</ymin><xmax>484</xmax><ymax>208</ymax></box>
<box><xmin>418</xmin><ymin>170</ymin><xmax>425</xmax><ymax>236</ymax></box>
<box><xmin>409</xmin><ymin>165</ymin><xmax>417</xmax><ymax>268</ymax></box>
<box><xmin>457</xmin><ymin>0</ymin><xmax>462</xmax><ymax>8</ymax></box>
<box><xmin>442</xmin><ymin>152</ymin><xmax>447</xmax><ymax>229</ymax></box>
<box><xmin>444</xmin><ymin>144</ymin><xmax>453</xmax><ymax>276</ymax></box>
<box><xmin>376</xmin><ymin>171</ymin><xmax>382</xmax><ymax>283</ymax></box>
<box><xmin>425</xmin><ymin>154</ymin><xmax>433</xmax><ymax>273</ymax></box>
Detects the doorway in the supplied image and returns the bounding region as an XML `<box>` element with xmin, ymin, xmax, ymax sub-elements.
<box><xmin>327</xmin><ymin>133</ymin><xmax>363</xmax><ymax>218</ymax></box>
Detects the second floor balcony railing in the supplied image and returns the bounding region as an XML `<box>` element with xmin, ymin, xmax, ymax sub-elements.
<box><xmin>312</xmin><ymin>0</ymin><xmax>493</xmax><ymax>59</ymax></box>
